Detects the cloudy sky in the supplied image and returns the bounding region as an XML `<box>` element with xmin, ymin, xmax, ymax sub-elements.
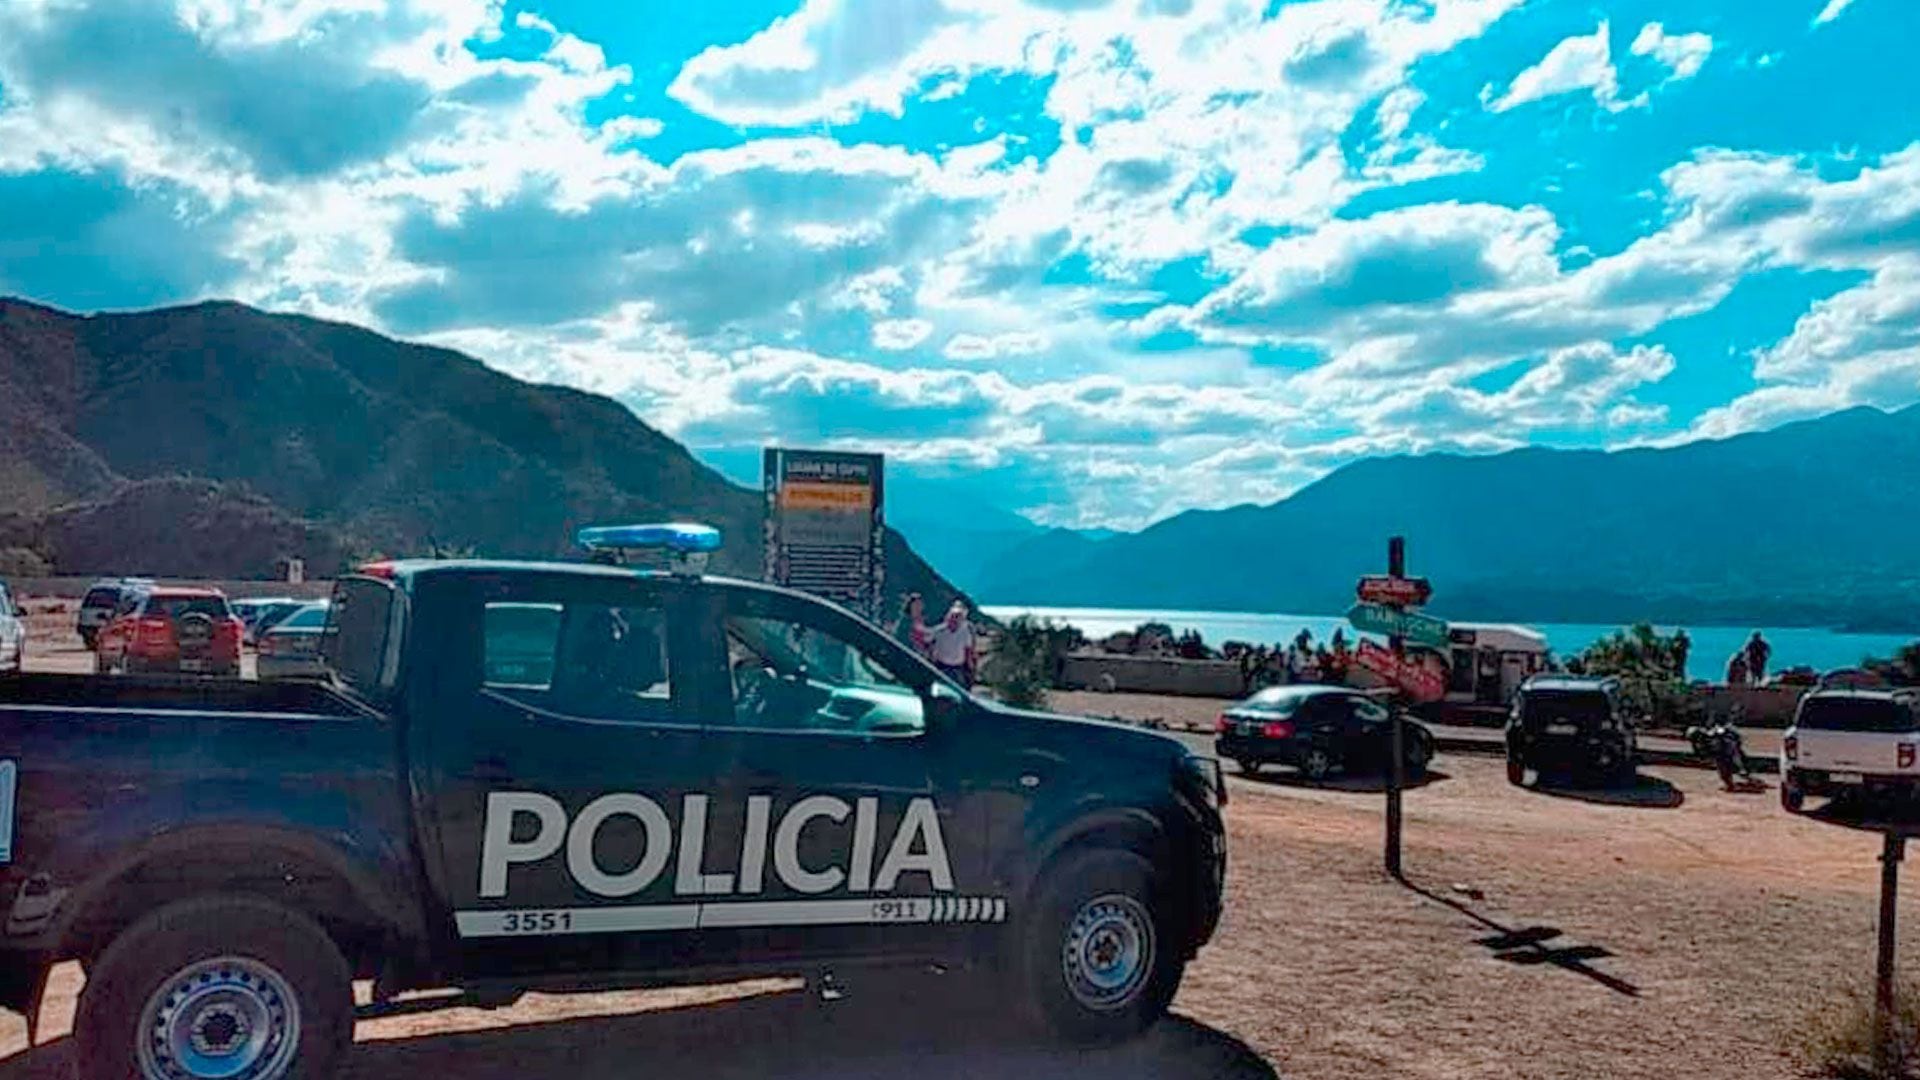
<box><xmin>2</xmin><ymin>0</ymin><xmax>1916</xmax><ymax>529</ymax></box>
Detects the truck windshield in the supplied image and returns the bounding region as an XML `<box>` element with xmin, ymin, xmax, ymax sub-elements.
<box><xmin>1798</xmin><ymin>698</ymin><xmax>1918</xmax><ymax>733</ymax></box>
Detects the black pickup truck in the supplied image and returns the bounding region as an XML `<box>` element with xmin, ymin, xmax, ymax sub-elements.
<box><xmin>0</xmin><ymin>555</ymin><xmax>1225</xmax><ymax>1079</ymax></box>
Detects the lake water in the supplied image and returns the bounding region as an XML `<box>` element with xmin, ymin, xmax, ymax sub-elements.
<box><xmin>981</xmin><ymin>604</ymin><xmax>1917</xmax><ymax>678</ymax></box>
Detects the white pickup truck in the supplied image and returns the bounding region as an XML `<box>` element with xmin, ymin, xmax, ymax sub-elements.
<box><xmin>1780</xmin><ymin>688</ymin><xmax>1920</xmax><ymax>813</ymax></box>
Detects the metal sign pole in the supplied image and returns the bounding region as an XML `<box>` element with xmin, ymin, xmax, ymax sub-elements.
<box><xmin>1877</xmin><ymin>832</ymin><xmax>1905</xmax><ymax>1075</ymax></box>
<box><xmin>1386</xmin><ymin>535</ymin><xmax>1406</xmax><ymax>879</ymax></box>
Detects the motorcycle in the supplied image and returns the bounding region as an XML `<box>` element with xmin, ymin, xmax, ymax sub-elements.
<box><xmin>1685</xmin><ymin>715</ymin><xmax>1754</xmax><ymax>789</ymax></box>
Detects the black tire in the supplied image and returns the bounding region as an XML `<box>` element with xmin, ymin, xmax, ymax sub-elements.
<box><xmin>1590</xmin><ymin>742</ymin><xmax>1629</xmax><ymax>787</ymax></box>
<box><xmin>93</xmin><ymin>650</ymin><xmax>108</xmax><ymax>676</ymax></box>
<box><xmin>1505</xmin><ymin>754</ymin><xmax>1526</xmax><ymax>786</ymax></box>
<box><xmin>1235</xmin><ymin>758</ymin><xmax>1260</xmax><ymax>776</ymax></box>
<box><xmin>80</xmin><ymin>629</ymin><xmax>97</xmax><ymax>651</ymax></box>
<box><xmin>1013</xmin><ymin>849</ymin><xmax>1183</xmax><ymax>1044</ymax></box>
<box><xmin>1782</xmin><ymin>777</ymin><xmax>1806</xmax><ymax>813</ymax></box>
<box><xmin>1300</xmin><ymin>746</ymin><xmax>1335</xmax><ymax>783</ymax></box>
<box><xmin>1404</xmin><ymin>733</ymin><xmax>1433</xmax><ymax>779</ymax></box>
<box><xmin>76</xmin><ymin>895</ymin><xmax>353</xmax><ymax>1080</ymax></box>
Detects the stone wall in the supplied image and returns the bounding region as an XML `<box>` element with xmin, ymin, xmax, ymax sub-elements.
<box><xmin>1059</xmin><ymin>652</ymin><xmax>1248</xmax><ymax>697</ymax></box>
<box><xmin>1700</xmin><ymin>683</ymin><xmax>1809</xmax><ymax>727</ymax></box>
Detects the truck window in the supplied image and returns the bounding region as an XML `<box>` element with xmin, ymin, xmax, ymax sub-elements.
<box><xmin>724</xmin><ymin>612</ymin><xmax>925</xmax><ymax>736</ymax></box>
<box><xmin>143</xmin><ymin>596</ymin><xmax>231</xmax><ymax>620</ymax></box>
<box><xmin>1798</xmin><ymin>697</ymin><xmax>1919</xmax><ymax>733</ymax></box>
<box><xmin>483</xmin><ymin>600</ymin><xmax>673</xmax><ymax>724</ymax></box>
<box><xmin>482</xmin><ymin>603</ymin><xmax>563</xmax><ymax>688</ymax></box>
<box><xmin>327</xmin><ymin>577</ymin><xmax>400</xmax><ymax>698</ymax></box>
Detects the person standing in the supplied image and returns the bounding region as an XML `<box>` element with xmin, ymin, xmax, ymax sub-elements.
<box><xmin>1745</xmin><ymin>631</ymin><xmax>1772</xmax><ymax>686</ymax></box>
<box><xmin>1672</xmin><ymin>629</ymin><xmax>1691</xmax><ymax>681</ymax></box>
<box><xmin>927</xmin><ymin>600</ymin><xmax>978</xmax><ymax>687</ymax></box>
<box><xmin>1726</xmin><ymin>651</ymin><xmax>1749</xmax><ymax>687</ymax></box>
<box><xmin>894</xmin><ymin>593</ymin><xmax>930</xmax><ymax>658</ymax></box>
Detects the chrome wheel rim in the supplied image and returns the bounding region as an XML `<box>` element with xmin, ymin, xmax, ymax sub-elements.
<box><xmin>1305</xmin><ymin>750</ymin><xmax>1331</xmax><ymax>778</ymax></box>
<box><xmin>1061</xmin><ymin>894</ymin><xmax>1155</xmax><ymax>1010</ymax></box>
<box><xmin>136</xmin><ymin>956</ymin><xmax>300</xmax><ymax>1080</ymax></box>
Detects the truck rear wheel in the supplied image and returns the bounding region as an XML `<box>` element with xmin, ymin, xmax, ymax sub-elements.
<box><xmin>76</xmin><ymin>895</ymin><xmax>353</xmax><ymax>1080</ymax></box>
<box><xmin>1782</xmin><ymin>776</ymin><xmax>1806</xmax><ymax>813</ymax></box>
<box><xmin>1013</xmin><ymin>849</ymin><xmax>1182</xmax><ymax>1044</ymax></box>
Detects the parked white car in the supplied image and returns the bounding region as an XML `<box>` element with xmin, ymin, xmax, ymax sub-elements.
<box><xmin>1780</xmin><ymin>688</ymin><xmax>1920</xmax><ymax>813</ymax></box>
<box><xmin>0</xmin><ymin>580</ymin><xmax>23</xmax><ymax>674</ymax></box>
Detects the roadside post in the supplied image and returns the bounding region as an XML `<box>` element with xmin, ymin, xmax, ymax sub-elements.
<box><xmin>1350</xmin><ymin>538</ymin><xmax>1437</xmax><ymax>880</ymax></box>
<box><xmin>1799</xmin><ymin>807</ymin><xmax>1914</xmax><ymax>1074</ymax></box>
<box><xmin>1877</xmin><ymin>832</ymin><xmax>1904</xmax><ymax>1076</ymax></box>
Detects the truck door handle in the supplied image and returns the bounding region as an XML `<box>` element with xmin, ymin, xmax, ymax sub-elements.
<box><xmin>472</xmin><ymin>758</ymin><xmax>516</xmax><ymax>784</ymax></box>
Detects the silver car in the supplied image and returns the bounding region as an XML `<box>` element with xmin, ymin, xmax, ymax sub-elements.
<box><xmin>255</xmin><ymin>601</ymin><xmax>330</xmax><ymax>680</ymax></box>
<box><xmin>0</xmin><ymin>580</ymin><xmax>22</xmax><ymax>674</ymax></box>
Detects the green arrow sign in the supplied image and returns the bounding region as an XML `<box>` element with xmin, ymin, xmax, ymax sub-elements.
<box><xmin>1346</xmin><ymin>602</ymin><xmax>1450</xmax><ymax>648</ymax></box>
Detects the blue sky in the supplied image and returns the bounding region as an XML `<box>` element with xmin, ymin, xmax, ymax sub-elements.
<box><xmin>2</xmin><ymin>0</ymin><xmax>1917</xmax><ymax>529</ymax></box>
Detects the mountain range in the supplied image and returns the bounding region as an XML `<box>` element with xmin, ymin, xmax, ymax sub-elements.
<box><xmin>965</xmin><ymin>404</ymin><xmax>1920</xmax><ymax>632</ymax></box>
<box><xmin>0</xmin><ymin>297</ymin><xmax>966</xmax><ymax>619</ymax></box>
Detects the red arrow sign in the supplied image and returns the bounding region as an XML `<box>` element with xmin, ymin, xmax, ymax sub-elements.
<box><xmin>1356</xmin><ymin>640</ymin><xmax>1448</xmax><ymax>703</ymax></box>
<box><xmin>1357</xmin><ymin>574</ymin><xmax>1432</xmax><ymax>608</ymax></box>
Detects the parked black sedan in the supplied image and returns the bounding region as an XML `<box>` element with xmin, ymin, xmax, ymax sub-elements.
<box><xmin>1215</xmin><ymin>685</ymin><xmax>1434</xmax><ymax>781</ymax></box>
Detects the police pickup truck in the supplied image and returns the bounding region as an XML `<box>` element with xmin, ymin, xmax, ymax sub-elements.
<box><xmin>0</xmin><ymin>525</ymin><xmax>1225</xmax><ymax>1079</ymax></box>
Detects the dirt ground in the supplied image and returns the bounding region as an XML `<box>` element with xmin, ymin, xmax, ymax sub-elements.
<box><xmin>3</xmin><ymin>605</ymin><xmax>1905</xmax><ymax>1078</ymax></box>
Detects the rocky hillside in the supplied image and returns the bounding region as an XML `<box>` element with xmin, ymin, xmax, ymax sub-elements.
<box><xmin>0</xmin><ymin>297</ymin><xmax>965</xmax><ymax>615</ymax></box>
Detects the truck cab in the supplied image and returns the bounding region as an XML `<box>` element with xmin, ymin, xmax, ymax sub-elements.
<box><xmin>1780</xmin><ymin>688</ymin><xmax>1920</xmax><ymax>813</ymax></box>
<box><xmin>0</xmin><ymin>526</ymin><xmax>1225</xmax><ymax>1077</ymax></box>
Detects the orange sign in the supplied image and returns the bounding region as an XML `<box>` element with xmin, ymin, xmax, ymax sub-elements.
<box><xmin>780</xmin><ymin>482</ymin><xmax>874</xmax><ymax>511</ymax></box>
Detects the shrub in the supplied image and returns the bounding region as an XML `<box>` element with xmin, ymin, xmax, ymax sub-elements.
<box><xmin>980</xmin><ymin>615</ymin><xmax>1065</xmax><ymax>710</ymax></box>
<box><xmin>1795</xmin><ymin>985</ymin><xmax>1920</xmax><ymax>1079</ymax></box>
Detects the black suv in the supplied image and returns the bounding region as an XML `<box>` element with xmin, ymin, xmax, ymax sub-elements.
<box><xmin>1215</xmin><ymin>685</ymin><xmax>1434</xmax><ymax>781</ymax></box>
<box><xmin>1505</xmin><ymin>675</ymin><xmax>1638</xmax><ymax>786</ymax></box>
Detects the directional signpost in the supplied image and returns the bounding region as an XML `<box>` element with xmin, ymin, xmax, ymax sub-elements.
<box><xmin>1346</xmin><ymin>602</ymin><xmax>1450</xmax><ymax>649</ymax></box>
<box><xmin>1357</xmin><ymin>574</ymin><xmax>1432</xmax><ymax>608</ymax></box>
<box><xmin>1350</xmin><ymin>537</ymin><xmax>1442</xmax><ymax>880</ymax></box>
<box><xmin>1356</xmin><ymin>640</ymin><xmax>1447</xmax><ymax>703</ymax></box>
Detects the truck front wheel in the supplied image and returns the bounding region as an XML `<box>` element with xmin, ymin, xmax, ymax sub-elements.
<box><xmin>76</xmin><ymin>895</ymin><xmax>353</xmax><ymax>1080</ymax></box>
<box><xmin>1014</xmin><ymin>849</ymin><xmax>1182</xmax><ymax>1044</ymax></box>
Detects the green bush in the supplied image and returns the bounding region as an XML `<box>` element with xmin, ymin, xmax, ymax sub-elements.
<box><xmin>980</xmin><ymin>615</ymin><xmax>1066</xmax><ymax>710</ymax></box>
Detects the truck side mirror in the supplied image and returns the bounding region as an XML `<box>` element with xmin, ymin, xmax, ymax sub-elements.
<box><xmin>925</xmin><ymin>681</ymin><xmax>967</xmax><ymax>733</ymax></box>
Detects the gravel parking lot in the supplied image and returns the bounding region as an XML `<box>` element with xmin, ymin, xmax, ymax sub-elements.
<box><xmin>3</xmin><ymin>604</ymin><xmax>1908</xmax><ymax>1078</ymax></box>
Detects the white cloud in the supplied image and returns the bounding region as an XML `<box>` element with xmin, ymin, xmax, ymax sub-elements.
<box><xmin>1488</xmin><ymin>22</ymin><xmax>1626</xmax><ymax>112</ymax></box>
<box><xmin>1813</xmin><ymin>0</ymin><xmax>1857</xmax><ymax>27</ymax></box>
<box><xmin>873</xmin><ymin>317</ymin><xmax>935</xmax><ymax>350</ymax></box>
<box><xmin>942</xmin><ymin>330</ymin><xmax>1050</xmax><ymax>361</ymax></box>
<box><xmin>1630</xmin><ymin>23</ymin><xmax>1713</xmax><ymax>83</ymax></box>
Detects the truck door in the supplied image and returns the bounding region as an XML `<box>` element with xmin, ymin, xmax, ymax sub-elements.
<box><xmin>420</xmin><ymin>571</ymin><xmax>711</xmax><ymax>981</ymax></box>
<box><xmin>689</xmin><ymin>585</ymin><xmax>995</xmax><ymax>967</ymax></box>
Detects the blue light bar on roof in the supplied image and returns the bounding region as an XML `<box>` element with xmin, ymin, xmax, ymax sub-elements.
<box><xmin>576</xmin><ymin>523</ymin><xmax>722</xmax><ymax>575</ymax></box>
<box><xmin>576</xmin><ymin>523</ymin><xmax>723</xmax><ymax>555</ymax></box>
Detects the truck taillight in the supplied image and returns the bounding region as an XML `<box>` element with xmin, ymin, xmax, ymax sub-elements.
<box><xmin>1900</xmin><ymin>743</ymin><xmax>1915</xmax><ymax>770</ymax></box>
<box><xmin>1783</xmin><ymin>735</ymin><xmax>1798</xmax><ymax>761</ymax></box>
<box><xmin>1262</xmin><ymin>721</ymin><xmax>1294</xmax><ymax>739</ymax></box>
<box><xmin>1216</xmin><ymin>714</ymin><xmax>1231</xmax><ymax>734</ymax></box>
<box><xmin>216</xmin><ymin>617</ymin><xmax>243</xmax><ymax>656</ymax></box>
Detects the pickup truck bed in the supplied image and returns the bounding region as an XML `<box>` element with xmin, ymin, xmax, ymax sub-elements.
<box><xmin>1</xmin><ymin>672</ymin><xmax>366</xmax><ymax>718</ymax></box>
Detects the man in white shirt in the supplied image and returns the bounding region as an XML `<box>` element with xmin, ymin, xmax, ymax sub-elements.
<box><xmin>926</xmin><ymin>601</ymin><xmax>977</xmax><ymax>687</ymax></box>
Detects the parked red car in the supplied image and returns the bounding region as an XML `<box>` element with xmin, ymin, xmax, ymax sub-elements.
<box><xmin>94</xmin><ymin>586</ymin><xmax>243</xmax><ymax>677</ymax></box>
